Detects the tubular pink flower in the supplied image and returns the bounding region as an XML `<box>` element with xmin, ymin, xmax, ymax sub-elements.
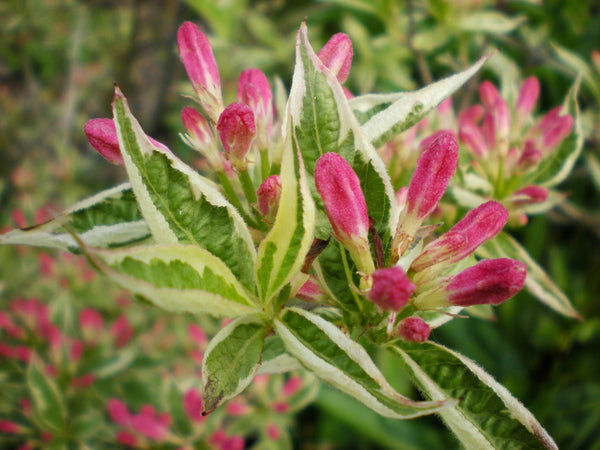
<box><xmin>184</xmin><ymin>388</ymin><xmax>205</xmax><ymax>423</ymax></box>
<box><xmin>491</xmin><ymin>97</ymin><xmax>511</xmax><ymax>141</ymax></box>
<box><xmin>541</xmin><ymin>114</ymin><xmax>573</xmax><ymax>153</ymax></box>
<box><xmin>257</xmin><ymin>175</ymin><xmax>282</xmax><ymax>222</ymax></box>
<box><xmin>405</xmin><ymin>130</ymin><xmax>458</xmax><ymax>224</ymax></box>
<box><xmin>84</xmin><ymin>118</ymin><xmax>170</xmax><ymax>166</ymax></box>
<box><xmin>397</xmin><ymin>316</ymin><xmax>430</xmax><ymax>343</ymax></box>
<box><xmin>516</xmin><ymin>76</ymin><xmax>540</xmax><ymax>116</ymax></box>
<box><xmin>181</xmin><ymin>106</ymin><xmax>212</xmax><ymax>146</ymax></box>
<box><xmin>217</xmin><ymin>103</ymin><xmax>256</xmax><ymax>170</ymax></box>
<box><xmin>447</xmin><ymin>258</ymin><xmax>527</xmax><ymax>306</ymax></box>
<box><xmin>517</xmin><ymin>141</ymin><xmax>542</xmax><ymax>170</ymax></box>
<box><xmin>177</xmin><ymin>21</ymin><xmax>223</xmax><ymax>121</ymax></box>
<box><xmin>510</xmin><ymin>185</ymin><xmax>549</xmax><ymax>207</ymax></box>
<box><xmin>314</xmin><ymin>152</ymin><xmax>374</xmax><ymax>274</ymax></box>
<box><xmin>458</xmin><ymin>104</ymin><xmax>485</xmax><ymax>124</ymax></box>
<box><xmin>367</xmin><ymin>266</ymin><xmax>415</xmax><ymax>312</ymax></box>
<box><xmin>412</xmin><ymin>201</ymin><xmax>508</xmax><ymax>273</ymax></box>
<box><xmin>317</xmin><ymin>33</ymin><xmax>353</xmax><ymax>84</ymax></box>
<box><xmin>479</xmin><ymin>81</ymin><xmax>500</xmax><ymax>108</ymax></box>
<box><xmin>107</xmin><ymin>399</ymin><xmax>131</xmax><ymax>426</ymax></box>
<box><xmin>237</xmin><ymin>69</ymin><xmax>273</xmax><ymax>148</ymax></box>
<box><xmin>0</xmin><ymin>420</ymin><xmax>20</xmax><ymax>434</ymax></box>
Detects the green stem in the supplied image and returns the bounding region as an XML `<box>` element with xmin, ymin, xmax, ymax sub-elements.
<box><xmin>239</xmin><ymin>169</ymin><xmax>258</xmax><ymax>204</ymax></box>
<box><xmin>260</xmin><ymin>148</ymin><xmax>270</xmax><ymax>182</ymax></box>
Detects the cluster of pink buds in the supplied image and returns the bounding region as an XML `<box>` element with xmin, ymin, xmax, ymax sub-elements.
<box><xmin>313</xmin><ymin>131</ymin><xmax>527</xmax><ymax>340</ymax></box>
<box><xmin>458</xmin><ymin>77</ymin><xmax>573</xmax><ymax>224</ymax></box>
<box><xmin>106</xmin><ymin>399</ymin><xmax>173</xmax><ymax>447</ymax></box>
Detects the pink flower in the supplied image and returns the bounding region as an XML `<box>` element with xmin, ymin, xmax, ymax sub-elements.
<box><xmin>130</xmin><ymin>407</ymin><xmax>169</xmax><ymax>441</ymax></box>
<box><xmin>296</xmin><ymin>276</ymin><xmax>325</xmax><ymax>303</ymax></box>
<box><xmin>257</xmin><ymin>175</ymin><xmax>282</xmax><ymax>222</ymax></box>
<box><xmin>412</xmin><ymin>201</ymin><xmax>508</xmax><ymax>273</ymax></box>
<box><xmin>367</xmin><ymin>266</ymin><xmax>415</xmax><ymax>312</ymax></box>
<box><xmin>0</xmin><ymin>419</ymin><xmax>20</xmax><ymax>434</ymax></box>
<box><xmin>116</xmin><ymin>430</ymin><xmax>138</xmax><ymax>447</ymax></box>
<box><xmin>111</xmin><ymin>315</ymin><xmax>134</xmax><ymax>348</ymax></box>
<box><xmin>267</xmin><ymin>423</ymin><xmax>281</xmax><ymax>440</ymax></box>
<box><xmin>238</xmin><ymin>69</ymin><xmax>273</xmax><ymax>148</ymax></box>
<box><xmin>447</xmin><ymin>258</ymin><xmax>527</xmax><ymax>306</ymax></box>
<box><xmin>282</xmin><ymin>376</ymin><xmax>303</xmax><ymax>397</ymax></box>
<box><xmin>478</xmin><ymin>81</ymin><xmax>500</xmax><ymax>109</ymax></box>
<box><xmin>107</xmin><ymin>399</ymin><xmax>131</xmax><ymax>426</ymax></box>
<box><xmin>314</xmin><ymin>152</ymin><xmax>374</xmax><ymax>274</ymax></box>
<box><xmin>183</xmin><ymin>388</ymin><xmax>205</xmax><ymax>423</ymax></box>
<box><xmin>71</xmin><ymin>373</ymin><xmax>94</xmax><ymax>388</ymax></box>
<box><xmin>226</xmin><ymin>401</ymin><xmax>249</xmax><ymax>416</ymax></box>
<box><xmin>79</xmin><ymin>308</ymin><xmax>104</xmax><ymax>334</ymax></box>
<box><xmin>188</xmin><ymin>323</ymin><xmax>208</xmax><ymax>347</ymax></box>
<box><xmin>177</xmin><ymin>21</ymin><xmax>223</xmax><ymax>121</ymax></box>
<box><xmin>317</xmin><ymin>33</ymin><xmax>353</xmax><ymax>84</ymax></box>
<box><xmin>217</xmin><ymin>103</ymin><xmax>256</xmax><ymax>170</ymax></box>
<box><xmin>510</xmin><ymin>185</ymin><xmax>549</xmax><ymax>207</ymax></box>
<box><xmin>397</xmin><ymin>316</ymin><xmax>430</xmax><ymax>343</ymax></box>
<box><xmin>181</xmin><ymin>107</ymin><xmax>212</xmax><ymax>146</ymax></box>
<box><xmin>516</xmin><ymin>77</ymin><xmax>540</xmax><ymax>116</ymax></box>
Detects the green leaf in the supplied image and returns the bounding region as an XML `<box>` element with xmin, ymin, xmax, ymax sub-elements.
<box><xmin>353</xmin><ymin>54</ymin><xmax>491</xmax><ymax>148</ymax></box>
<box><xmin>274</xmin><ymin>307</ymin><xmax>455</xmax><ymax>419</ymax></box>
<box><xmin>255</xmin><ymin>121</ymin><xmax>315</xmax><ymax>304</ymax></box>
<box><xmin>112</xmin><ymin>88</ymin><xmax>257</xmax><ymax>292</ymax></box>
<box><xmin>456</xmin><ymin>12</ymin><xmax>526</xmax><ymax>34</ymax></box>
<box><xmin>288</xmin><ymin>23</ymin><xmax>397</xmax><ymax>246</ymax></box>
<box><xmin>523</xmin><ymin>78</ymin><xmax>583</xmax><ymax>189</ymax></box>
<box><xmin>391</xmin><ymin>341</ymin><xmax>557</xmax><ymax>449</ymax></box>
<box><xmin>94</xmin><ymin>244</ymin><xmax>258</xmax><ymax>317</ymax></box>
<box><xmin>201</xmin><ymin>316</ymin><xmax>268</xmax><ymax>413</ymax></box>
<box><xmin>257</xmin><ymin>334</ymin><xmax>301</xmax><ymax>375</ymax></box>
<box><xmin>476</xmin><ymin>232</ymin><xmax>580</xmax><ymax>319</ymax></box>
<box><xmin>165</xmin><ymin>381</ymin><xmax>193</xmax><ymax>435</ymax></box>
<box><xmin>27</xmin><ymin>361</ymin><xmax>66</xmax><ymax>432</ymax></box>
<box><xmin>0</xmin><ymin>183</ymin><xmax>151</xmax><ymax>251</ymax></box>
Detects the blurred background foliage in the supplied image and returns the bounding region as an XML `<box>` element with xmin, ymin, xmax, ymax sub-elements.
<box><xmin>1</xmin><ymin>0</ymin><xmax>599</xmax><ymax>448</ymax></box>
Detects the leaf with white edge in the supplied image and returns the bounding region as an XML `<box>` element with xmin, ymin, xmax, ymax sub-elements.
<box><xmin>289</xmin><ymin>23</ymin><xmax>397</xmax><ymax>247</ymax></box>
<box><xmin>201</xmin><ymin>317</ymin><xmax>268</xmax><ymax>413</ymax></box>
<box><xmin>0</xmin><ymin>183</ymin><xmax>151</xmax><ymax>251</ymax></box>
<box><xmin>456</xmin><ymin>11</ymin><xmax>526</xmax><ymax>34</ymax></box>
<box><xmin>27</xmin><ymin>361</ymin><xmax>67</xmax><ymax>432</ymax></box>
<box><xmin>93</xmin><ymin>244</ymin><xmax>258</xmax><ymax>317</ymax></box>
<box><xmin>274</xmin><ymin>307</ymin><xmax>456</xmax><ymax>419</ymax></box>
<box><xmin>255</xmin><ymin>124</ymin><xmax>315</xmax><ymax>304</ymax></box>
<box><xmin>523</xmin><ymin>78</ymin><xmax>583</xmax><ymax>189</ymax></box>
<box><xmin>112</xmin><ymin>87</ymin><xmax>256</xmax><ymax>292</ymax></box>
<box><xmin>391</xmin><ymin>340</ymin><xmax>558</xmax><ymax>450</ymax></box>
<box><xmin>257</xmin><ymin>334</ymin><xmax>301</xmax><ymax>375</ymax></box>
<box><xmin>353</xmin><ymin>54</ymin><xmax>491</xmax><ymax>148</ymax></box>
<box><xmin>476</xmin><ymin>232</ymin><xmax>580</xmax><ymax>319</ymax></box>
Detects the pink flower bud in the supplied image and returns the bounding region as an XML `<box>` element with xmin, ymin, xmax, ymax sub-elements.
<box><xmin>107</xmin><ymin>399</ymin><xmax>131</xmax><ymax>426</ymax></box>
<box><xmin>517</xmin><ymin>141</ymin><xmax>542</xmax><ymax>170</ymax></box>
<box><xmin>317</xmin><ymin>33</ymin><xmax>353</xmax><ymax>84</ymax></box>
<box><xmin>71</xmin><ymin>373</ymin><xmax>95</xmax><ymax>388</ymax></box>
<box><xmin>70</xmin><ymin>340</ymin><xmax>84</xmax><ymax>362</ymax></box>
<box><xmin>516</xmin><ymin>76</ymin><xmax>540</xmax><ymax>116</ymax></box>
<box><xmin>183</xmin><ymin>388</ymin><xmax>205</xmax><ymax>423</ymax></box>
<box><xmin>479</xmin><ymin>81</ymin><xmax>500</xmax><ymax>109</ymax></box>
<box><xmin>222</xmin><ymin>435</ymin><xmax>245</xmax><ymax>450</ymax></box>
<box><xmin>111</xmin><ymin>315</ymin><xmax>134</xmax><ymax>348</ymax></box>
<box><xmin>181</xmin><ymin>106</ymin><xmax>212</xmax><ymax>147</ymax></box>
<box><xmin>282</xmin><ymin>376</ymin><xmax>303</xmax><ymax>396</ymax></box>
<box><xmin>458</xmin><ymin>104</ymin><xmax>485</xmax><ymax>124</ymax></box>
<box><xmin>491</xmin><ymin>96</ymin><xmax>511</xmax><ymax>141</ymax></box>
<box><xmin>79</xmin><ymin>308</ymin><xmax>104</xmax><ymax>333</ymax></box>
<box><xmin>397</xmin><ymin>316</ymin><xmax>430</xmax><ymax>343</ymax></box>
<box><xmin>257</xmin><ymin>175</ymin><xmax>282</xmax><ymax>222</ymax></box>
<box><xmin>226</xmin><ymin>401</ymin><xmax>249</xmax><ymax>416</ymax></box>
<box><xmin>412</xmin><ymin>201</ymin><xmax>508</xmax><ymax>272</ymax></box>
<box><xmin>237</xmin><ymin>69</ymin><xmax>273</xmax><ymax>148</ymax></box>
<box><xmin>177</xmin><ymin>21</ymin><xmax>223</xmax><ymax>121</ymax></box>
<box><xmin>395</xmin><ymin>187</ymin><xmax>408</xmax><ymax>211</ymax></box>
<box><xmin>405</xmin><ymin>130</ymin><xmax>458</xmax><ymax>224</ymax></box>
<box><xmin>367</xmin><ymin>266</ymin><xmax>415</xmax><ymax>312</ymax></box>
<box><xmin>188</xmin><ymin>323</ymin><xmax>208</xmax><ymax>347</ymax></box>
<box><xmin>267</xmin><ymin>423</ymin><xmax>281</xmax><ymax>440</ymax></box>
<box><xmin>131</xmin><ymin>411</ymin><xmax>168</xmax><ymax>441</ymax></box>
<box><xmin>541</xmin><ymin>114</ymin><xmax>573</xmax><ymax>152</ymax></box>
<box><xmin>296</xmin><ymin>275</ymin><xmax>326</xmax><ymax>303</ymax></box>
<box><xmin>314</xmin><ymin>153</ymin><xmax>374</xmax><ymax>274</ymax></box>
<box><xmin>84</xmin><ymin>118</ymin><xmax>123</xmax><ymax>165</ymax></box>
<box><xmin>510</xmin><ymin>185</ymin><xmax>548</xmax><ymax>207</ymax></box>
<box><xmin>217</xmin><ymin>103</ymin><xmax>256</xmax><ymax>170</ymax></box>
<box><xmin>447</xmin><ymin>258</ymin><xmax>527</xmax><ymax>306</ymax></box>
<box><xmin>0</xmin><ymin>419</ymin><xmax>20</xmax><ymax>434</ymax></box>
<box><xmin>116</xmin><ymin>431</ymin><xmax>138</xmax><ymax>447</ymax></box>
<box><xmin>84</xmin><ymin>118</ymin><xmax>169</xmax><ymax>165</ymax></box>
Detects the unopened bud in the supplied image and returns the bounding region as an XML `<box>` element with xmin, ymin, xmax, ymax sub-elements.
<box><xmin>458</xmin><ymin>122</ymin><xmax>487</xmax><ymax>158</ymax></box>
<box><xmin>217</xmin><ymin>103</ymin><xmax>256</xmax><ymax>170</ymax></box>
<box><xmin>413</xmin><ymin>201</ymin><xmax>508</xmax><ymax>273</ymax></box>
<box><xmin>367</xmin><ymin>266</ymin><xmax>415</xmax><ymax>312</ymax></box>
<box><xmin>317</xmin><ymin>33</ymin><xmax>353</xmax><ymax>84</ymax></box>
<box><xmin>479</xmin><ymin>81</ymin><xmax>500</xmax><ymax>108</ymax></box>
<box><xmin>517</xmin><ymin>141</ymin><xmax>542</xmax><ymax>170</ymax></box>
<box><xmin>397</xmin><ymin>316</ymin><xmax>430</xmax><ymax>343</ymax></box>
<box><xmin>314</xmin><ymin>153</ymin><xmax>374</xmax><ymax>274</ymax></box>
<box><xmin>509</xmin><ymin>185</ymin><xmax>548</xmax><ymax>207</ymax></box>
<box><xmin>177</xmin><ymin>21</ymin><xmax>223</xmax><ymax>122</ymax></box>
<box><xmin>447</xmin><ymin>258</ymin><xmax>526</xmax><ymax>306</ymax></box>
<box><xmin>516</xmin><ymin>76</ymin><xmax>540</xmax><ymax>116</ymax></box>
<box><xmin>237</xmin><ymin>69</ymin><xmax>273</xmax><ymax>149</ymax></box>
<box><xmin>296</xmin><ymin>275</ymin><xmax>326</xmax><ymax>303</ymax></box>
<box><xmin>257</xmin><ymin>175</ymin><xmax>282</xmax><ymax>222</ymax></box>
<box><xmin>181</xmin><ymin>106</ymin><xmax>221</xmax><ymax>170</ymax></box>
<box><xmin>541</xmin><ymin>114</ymin><xmax>573</xmax><ymax>152</ymax></box>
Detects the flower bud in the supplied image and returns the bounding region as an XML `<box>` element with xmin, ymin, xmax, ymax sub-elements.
<box><xmin>217</xmin><ymin>103</ymin><xmax>256</xmax><ymax>170</ymax></box>
<box><xmin>184</xmin><ymin>388</ymin><xmax>205</xmax><ymax>423</ymax></box>
<box><xmin>314</xmin><ymin>153</ymin><xmax>374</xmax><ymax>274</ymax></box>
<box><xmin>237</xmin><ymin>69</ymin><xmax>273</xmax><ymax>149</ymax></box>
<box><xmin>412</xmin><ymin>201</ymin><xmax>508</xmax><ymax>273</ymax></box>
<box><xmin>541</xmin><ymin>114</ymin><xmax>573</xmax><ymax>153</ymax></box>
<box><xmin>516</xmin><ymin>76</ymin><xmax>540</xmax><ymax>116</ymax></box>
<box><xmin>517</xmin><ymin>141</ymin><xmax>542</xmax><ymax>170</ymax></box>
<box><xmin>257</xmin><ymin>174</ymin><xmax>282</xmax><ymax>222</ymax></box>
<box><xmin>491</xmin><ymin>96</ymin><xmax>511</xmax><ymax>142</ymax></box>
<box><xmin>405</xmin><ymin>130</ymin><xmax>458</xmax><ymax>225</ymax></box>
<box><xmin>479</xmin><ymin>81</ymin><xmax>500</xmax><ymax>108</ymax></box>
<box><xmin>509</xmin><ymin>185</ymin><xmax>548</xmax><ymax>207</ymax></box>
<box><xmin>447</xmin><ymin>258</ymin><xmax>526</xmax><ymax>306</ymax></box>
<box><xmin>84</xmin><ymin>118</ymin><xmax>170</xmax><ymax>165</ymax></box>
<box><xmin>177</xmin><ymin>21</ymin><xmax>223</xmax><ymax>122</ymax></box>
<box><xmin>397</xmin><ymin>316</ymin><xmax>430</xmax><ymax>343</ymax></box>
<box><xmin>367</xmin><ymin>266</ymin><xmax>415</xmax><ymax>312</ymax></box>
<box><xmin>317</xmin><ymin>33</ymin><xmax>353</xmax><ymax>84</ymax></box>
<box><xmin>181</xmin><ymin>107</ymin><xmax>222</xmax><ymax>170</ymax></box>
<box><xmin>296</xmin><ymin>275</ymin><xmax>326</xmax><ymax>303</ymax></box>
<box><xmin>458</xmin><ymin>104</ymin><xmax>485</xmax><ymax>124</ymax></box>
